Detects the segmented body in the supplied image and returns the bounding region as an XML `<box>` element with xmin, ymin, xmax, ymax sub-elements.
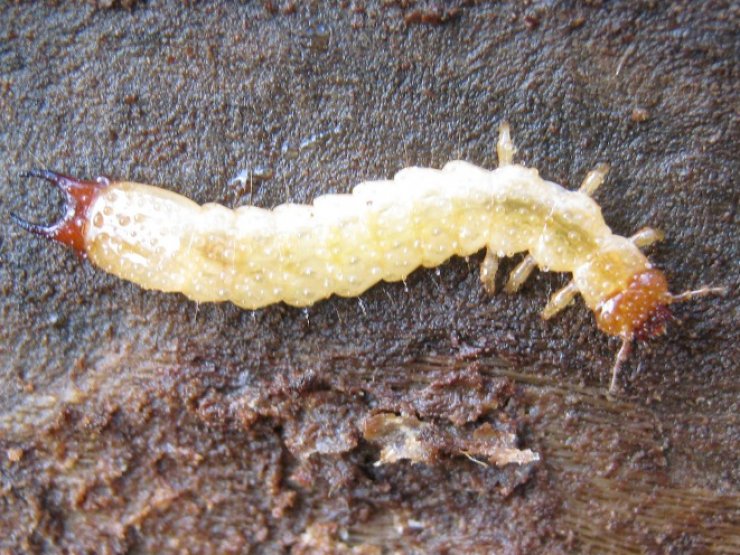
<box><xmin>14</xmin><ymin>124</ymin><xmax>721</xmax><ymax>393</ymax></box>
<box><xmin>86</xmin><ymin>162</ymin><xmax>646</xmax><ymax>311</ymax></box>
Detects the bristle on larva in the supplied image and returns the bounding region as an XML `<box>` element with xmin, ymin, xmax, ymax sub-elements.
<box><xmin>12</xmin><ymin>124</ymin><xmax>725</xmax><ymax>394</ymax></box>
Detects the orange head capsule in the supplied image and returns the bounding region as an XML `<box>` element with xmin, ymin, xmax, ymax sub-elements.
<box><xmin>595</xmin><ymin>269</ymin><xmax>673</xmax><ymax>394</ymax></box>
<box><xmin>595</xmin><ymin>269</ymin><xmax>672</xmax><ymax>340</ymax></box>
<box><xmin>596</xmin><ymin>269</ymin><xmax>725</xmax><ymax>393</ymax></box>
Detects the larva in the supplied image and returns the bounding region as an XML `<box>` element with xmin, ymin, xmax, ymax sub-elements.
<box><xmin>12</xmin><ymin>125</ymin><xmax>723</xmax><ymax>393</ymax></box>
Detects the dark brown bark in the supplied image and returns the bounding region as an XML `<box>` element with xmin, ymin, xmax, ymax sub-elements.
<box><xmin>1</xmin><ymin>2</ymin><xmax>738</xmax><ymax>553</ymax></box>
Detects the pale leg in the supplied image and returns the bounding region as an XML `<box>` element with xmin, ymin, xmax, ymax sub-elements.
<box><xmin>542</xmin><ymin>226</ymin><xmax>665</xmax><ymax>319</ymax></box>
<box><xmin>578</xmin><ymin>163</ymin><xmax>610</xmax><ymax>195</ymax></box>
<box><xmin>629</xmin><ymin>226</ymin><xmax>665</xmax><ymax>249</ymax></box>
<box><xmin>503</xmin><ymin>255</ymin><xmax>538</xmax><ymax>294</ymax></box>
<box><xmin>497</xmin><ymin>123</ymin><xmax>516</xmax><ymax>167</ymax></box>
<box><xmin>541</xmin><ymin>282</ymin><xmax>579</xmax><ymax>320</ymax></box>
<box><xmin>479</xmin><ymin>249</ymin><xmax>500</xmax><ymax>294</ymax></box>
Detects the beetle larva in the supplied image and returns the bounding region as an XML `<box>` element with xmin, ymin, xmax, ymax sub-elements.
<box><xmin>12</xmin><ymin>124</ymin><xmax>723</xmax><ymax>393</ymax></box>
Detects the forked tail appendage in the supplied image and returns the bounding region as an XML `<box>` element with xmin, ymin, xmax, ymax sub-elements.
<box><xmin>10</xmin><ymin>169</ymin><xmax>109</xmax><ymax>256</ymax></box>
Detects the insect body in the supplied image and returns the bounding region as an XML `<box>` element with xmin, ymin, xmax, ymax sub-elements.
<box><xmin>12</xmin><ymin>125</ymin><xmax>722</xmax><ymax>393</ymax></box>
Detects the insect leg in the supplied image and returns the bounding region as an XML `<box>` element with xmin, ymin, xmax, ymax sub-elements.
<box><xmin>541</xmin><ymin>281</ymin><xmax>579</xmax><ymax>320</ymax></box>
<box><xmin>578</xmin><ymin>163</ymin><xmax>610</xmax><ymax>196</ymax></box>
<box><xmin>629</xmin><ymin>226</ymin><xmax>664</xmax><ymax>249</ymax></box>
<box><xmin>496</xmin><ymin>123</ymin><xmax>516</xmax><ymax>167</ymax></box>
<box><xmin>503</xmin><ymin>255</ymin><xmax>537</xmax><ymax>293</ymax></box>
<box><xmin>479</xmin><ymin>249</ymin><xmax>500</xmax><ymax>294</ymax></box>
<box><xmin>541</xmin><ymin>226</ymin><xmax>667</xmax><ymax>319</ymax></box>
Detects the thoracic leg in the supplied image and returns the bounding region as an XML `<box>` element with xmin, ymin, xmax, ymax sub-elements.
<box><xmin>541</xmin><ymin>226</ymin><xmax>666</xmax><ymax>319</ymax></box>
<box><xmin>479</xmin><ymin>249</ymin><xmax>500</xmax><ymax>294</ymax></box>
<box><xmin>497</xmin><ymin>123</ymin><xmax>516</xmax><ymax>167</ymax></box>
<box><xmin>503</xmin><ymin>255</ymin><xmax>537</xmax><ymax>294</ymax></box>
<box><xmin>629</xmin><ymin>226</ymin><xmax>664</xmax><ymax>249</ymax></box>
<box><xmin>578</xmin><ymin>163</ymin><xmax>610</xmax><ymax>196</ymax></box>
<box><xmin>541</xmin><ymin>282</ymin><xmax>579</xmax><ymax>320</ymax></box>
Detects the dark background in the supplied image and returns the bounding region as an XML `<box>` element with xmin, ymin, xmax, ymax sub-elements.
<box><xmin>1</xmin><ymin>1</ymin><xmax>738</xmax><ymax>553</ymax></box>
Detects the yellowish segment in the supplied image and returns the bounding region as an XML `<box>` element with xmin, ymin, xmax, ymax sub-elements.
<box><xmin>84</xmin><ymin>163</ymin><xmax>650</xmax><ymax>310</ymax></box>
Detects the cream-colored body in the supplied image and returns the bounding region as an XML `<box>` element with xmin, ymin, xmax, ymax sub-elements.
<box><xmin>16</xmin><ymin>124</ymin><xmax>723</xmax><ymax>394</ymax></box>
<box><xmin>85</xmin><ymin>161</ymin><xmax>650</xmax><ymax>310</ymax></box>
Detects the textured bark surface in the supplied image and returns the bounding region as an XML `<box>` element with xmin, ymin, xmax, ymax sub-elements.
<box><xmin>1</xmin><ymin>1</ymin><xmax>738</xmax><ymax>553</ymax></box>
